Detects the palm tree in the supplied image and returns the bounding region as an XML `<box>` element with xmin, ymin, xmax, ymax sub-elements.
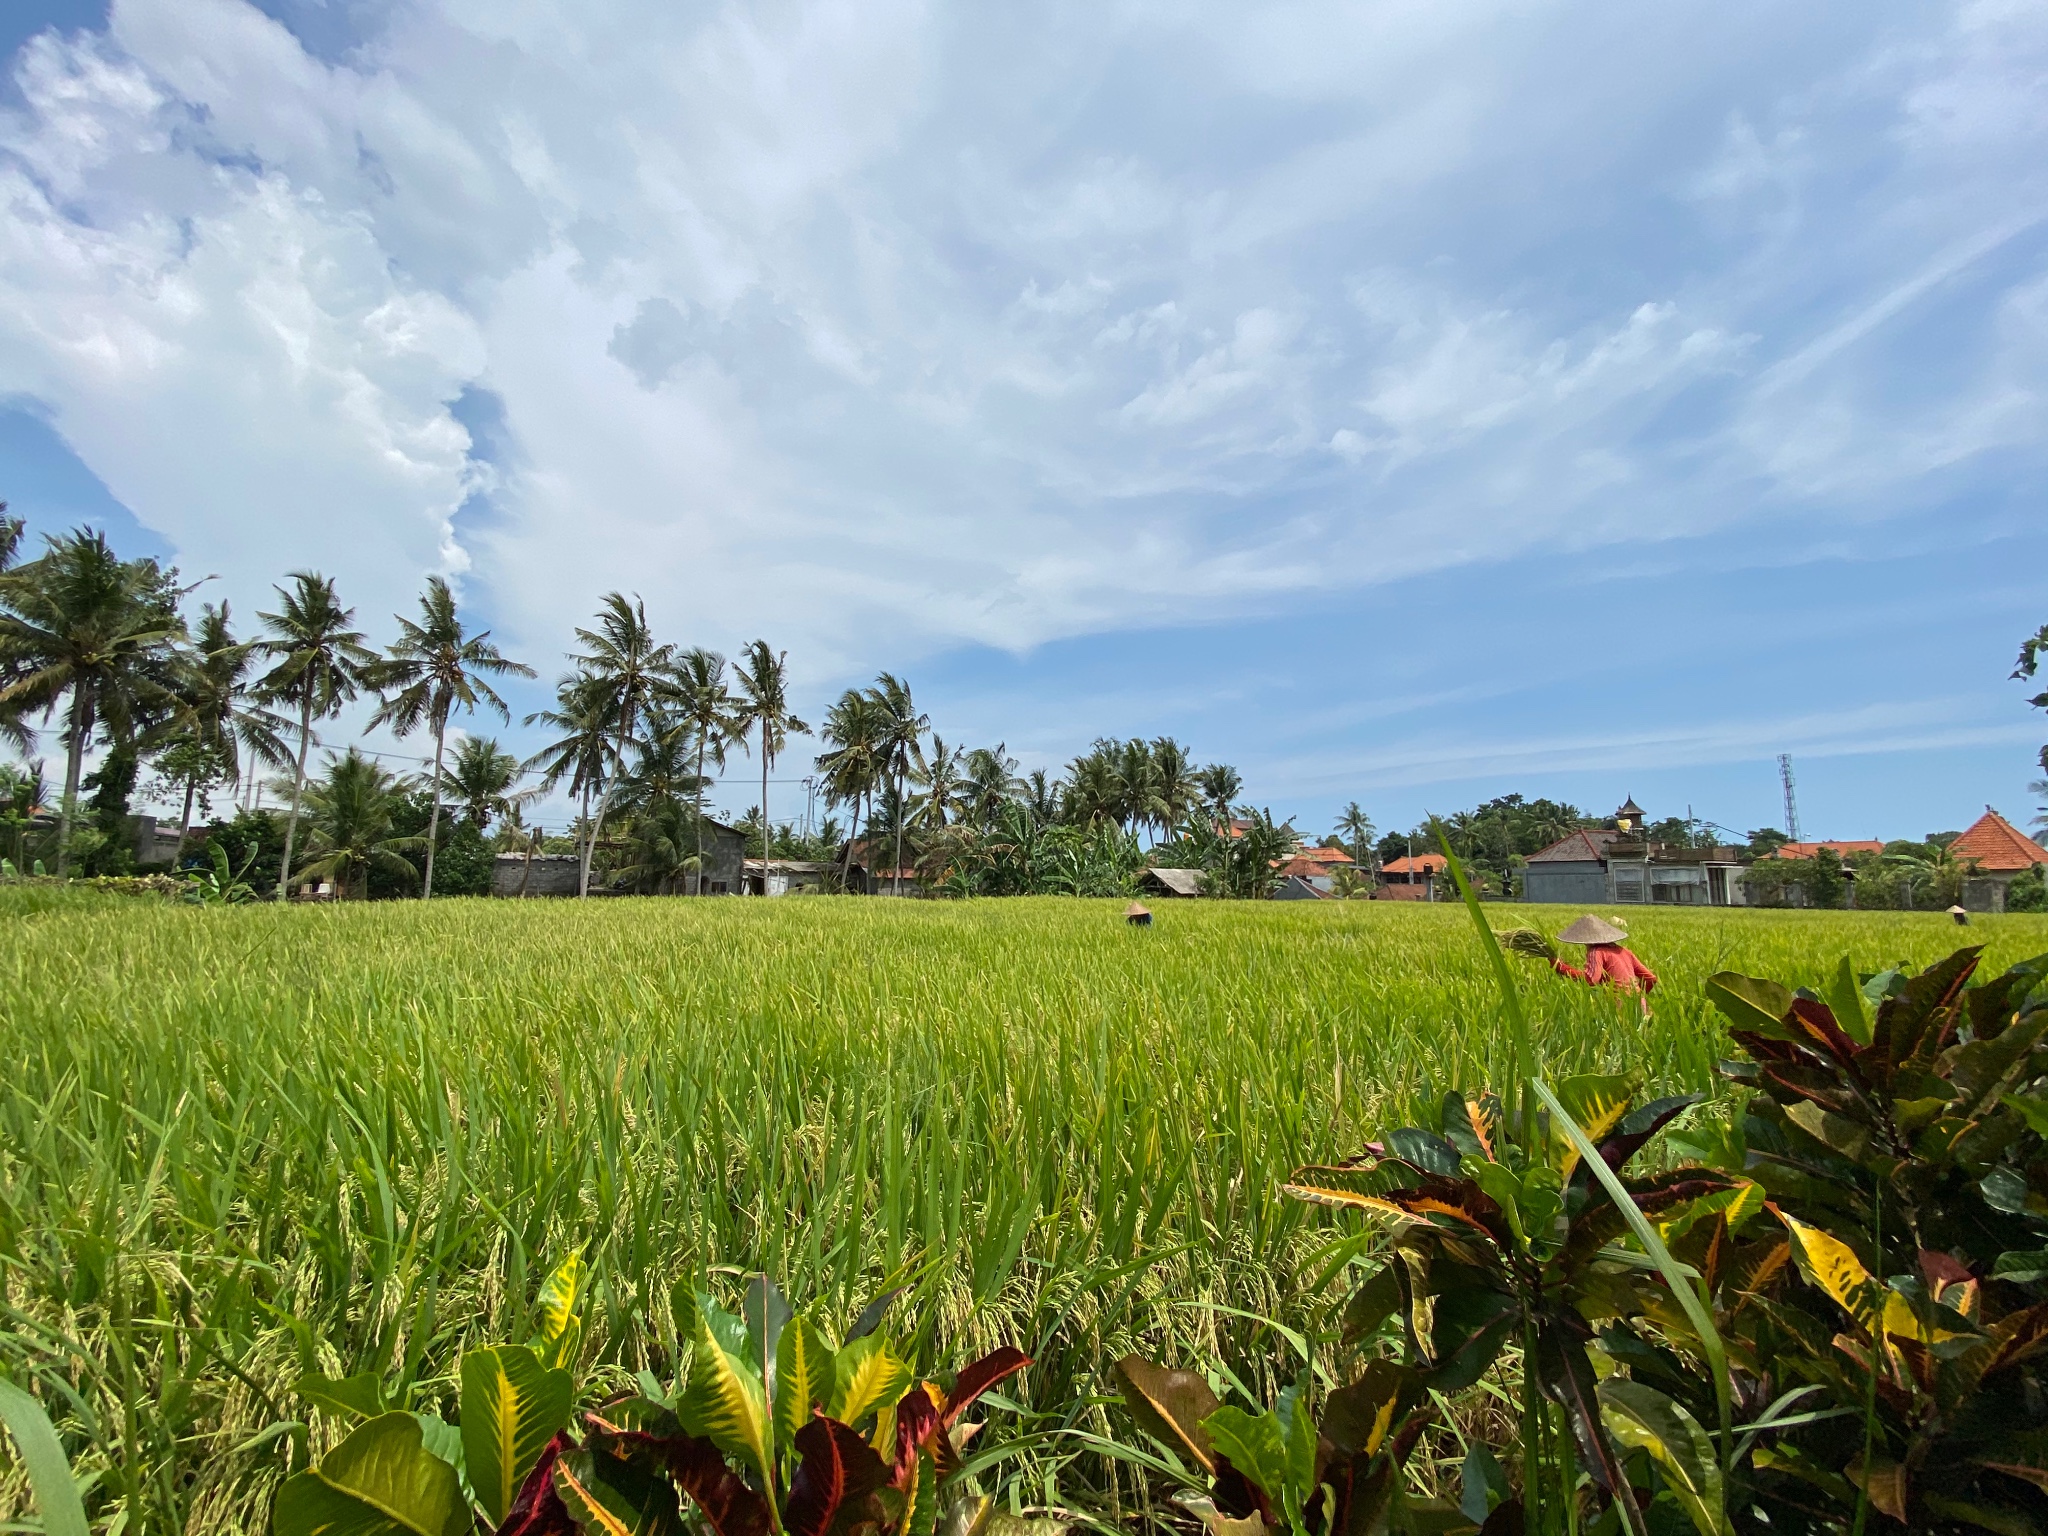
<box><xmin>0</xmin><ymin>527</ymin><xmax>186</xmax><ymax>874</ymax></box>
<box><xmin>1336</xmin><ymin>801</ymin><xmax>1377</xmax><ymax>874</ymax></box>
<box><xmin>151</xmin><ymin>601</ymin><xmax>291</xmax><ymax>861</ymax></box>
<box><xmin>253</xmin><ymin>573</ymin><xmax>377</xmax><ymax>899</ymax></box>
<box><xmin>569</xmin><ymin>594</ymin><xmax>676</xmax><ymax>897</ymax></box>
<box><xmin>816</xmin><ymin>687</ymin><xmax>886</xmax><ymax>890</ymax></box>
<box><xmin>1115</xmin><ymin>737</ymin><xmax>1165</xmax><ymax>841</ymax></box>
<box><xmin>734</xmin><ymin>641</ymin><xmax>808</xmax><ymax>893</ymax></box>
<box><xmin>366</xmin><ymin>576</ymin><xmax>534</xmax><ymax>899</ymax></box>
<box><xmin>908</xmin><ymin>734</ymin><xmax>968</xmax><ymax>835</ymax></box>
<box><xmin>962</xmin><ymin>744</ymin><xmax>1022</xmax><ymax>831</ymax></box>
<box><xmin>1023</xmin><ymin>767</ymin><xmax>1061</xmax><ymax>826</ymax></box>
<box><xmin>0</xmin><ymin>505</ymin><xmax>28</xmax><ymax>756</ymax></box>
<box><xmin>673</xmin><ymin>647</ymin><xmax>743</xmax><ymax>894</ymax></box>
<box><xmin>1150</xmin><ymin>737</ymin><xmax>1196</xmax><ymax>840</ymax></box>
<box><xmin>1196</xmin><ymin>763</ymin><xmax>1241</xmax><ymax>829</ymax></box>
<box><xmin>524</xmin><ymin>672</ymin><xmax>616</xmax><ymax>885</ymax></box>
<box><xmin>293</xmin><ymin>748</ymin><xmax>424</xmax><ymax>899</ymax></box>
<box><xmin>867</xmin><ymin>672</ymin><xmax>926</xmax><ymax>895</ymax></box>
<box><xmin>445</xmin><ymin>736</ymin><xmax>530</xmax><ymax>831</ymax></box>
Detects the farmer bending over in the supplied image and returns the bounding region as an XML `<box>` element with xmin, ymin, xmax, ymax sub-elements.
<box><xmin>1551</xmin><ymin>914</ymin><xmax>1656</xmax><ymax>1016</ymax></box>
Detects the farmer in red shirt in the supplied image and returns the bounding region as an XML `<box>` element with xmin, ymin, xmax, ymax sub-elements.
<box><xmin>1551</xmin><ymin>914</ymin><xmax>1657</xmax><ymax>1015</ymax></box>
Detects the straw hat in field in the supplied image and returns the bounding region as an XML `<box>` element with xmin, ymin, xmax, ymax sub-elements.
<box><xmin>1557</xmin><ymin>914</ymin><xmax>1629</xmax><ymax>946</ymax></box>
<box><xmin>1125</xmin><ymin>902</ymin><xmax>1153</xmax><ymax>926</ymax></box>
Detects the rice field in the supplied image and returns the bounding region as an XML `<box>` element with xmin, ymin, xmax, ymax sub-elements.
<box><xmin>4</xmin><ymin>889</ymin><xmax>2046</xmax><ymax>1534</ymax></box>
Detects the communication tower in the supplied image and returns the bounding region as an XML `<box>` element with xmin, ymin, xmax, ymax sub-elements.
<box><xmin>1778</xmin><ymin>754</ymin><xmax>1801</xmax><ymax>843</ymax></box>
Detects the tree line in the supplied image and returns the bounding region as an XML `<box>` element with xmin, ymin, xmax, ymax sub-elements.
<box><xmin>0</xmin><ymin>516</ymin><xmax>1311</xmax><ymax>898</ymax></box>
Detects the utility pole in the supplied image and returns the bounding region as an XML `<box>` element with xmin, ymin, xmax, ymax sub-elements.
<box><xmin>1778</xmin><ymin>755</ymin><xmax>1801</xmax><ymax>843</ymax></box>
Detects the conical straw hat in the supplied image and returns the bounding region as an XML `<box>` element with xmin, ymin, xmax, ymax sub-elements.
<box><xmin>1557</xmin><ymin>914</ymin><xmax>1628</xmax><ymax>945</ymax></box>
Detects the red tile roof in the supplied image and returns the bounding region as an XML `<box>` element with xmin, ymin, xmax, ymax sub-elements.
<box><xmin>1294</xmin><ymin>845</ymin><xmax>1357</xmax><ymax>865</ymax></box>
<box><xmin>1950</xmin><ymin>808</ymin><xmax>2048</xmax><ymax>872</ymax></box>
<box><xmin>1381</xmin><ymin>852</ymin><xmax>1448</xmax><ymax>875</ymax></box>
<box><xmin>1768</xmin><ymin>840</ymin><xmax>1886</xmax><ymax>860</ymax></box>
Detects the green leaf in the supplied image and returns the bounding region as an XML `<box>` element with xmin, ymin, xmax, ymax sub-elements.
<box><xmin>0</xmin><ymin>1377</ymin><xmax>89</xmax><ymax>1536</ymax></box>
<box><xmin>1276</xmin><ymin>1381</ymin><xmax>1317</xmax><ymax>1532</ymax></box>
<box><xmin>534</xmin><ymin>1253</ymin><xmax>584</xmax><ymax>1372</ymax></box>
<box><xmin>1828</xmin><ymin>958</ymin><xmax>1872</xmax><ymax>1046</ymax></box>
<box><xmin>1200</xmin><ymin>1407</ymin><xmax>1290</xmax><ymax>1508</ymax></box>
<box><xmin>1459</xmin><ymin>1444</ymin><xmax>1507</xmax><ymax>1526</ymax></box>
<box><xmin>460</xmin><ymin>1343</ymin><xmax>575</xmax><ymax>1526</ymax></box>
<box><xmin>1531</xmin><ymin>1078</ymin><xmax>1733</xmax><ymax>1466</ymax></box>
<box><xmin>676</xmin><ymin>1301</ymin><xmax>775</xmax><ymax>1489</ymax></box>
<box><xmin>744</xmin><ymin>1275</ymin><xmax>794</xmax><ymax>1390</ymax></box>
<box><xmin>775</xmin><ymin>1318</ymin><xmax>839</xmax><ymax>1449</ymax></box>
<box><xmin>1704</xmin><ymin>973</ymin><xmax>1795</xmax><ymax>1039</ymax></box>
<box><xmin>297</xmin><ymin>1371</ymin><xmax>389</xmax><ymax>1422</ymax></box>
<box><xmin>826</xmin><ymin>1334</ymin><xmax>912</xmax><ymax>1429</ymax></box>
<box><xmin>273</xmin><ymin>1412</ymin><xmax>471</xmax><ymax>1536</ymax></box>
<box><xmin>553</xmin><ymin>1446</ymin><xmax>683</xmax><ymax>1536</ymax></box>
<box><xmin>1599</xmin><ymin>1380</ymin><xmax>1729</xmax><ymax>1536</ymax></box>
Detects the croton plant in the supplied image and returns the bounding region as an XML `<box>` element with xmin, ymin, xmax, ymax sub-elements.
<box><xmin>275</xmin><ymin>1259</ymin><xmax>1028</xmax><ymax>1536</ymax></box>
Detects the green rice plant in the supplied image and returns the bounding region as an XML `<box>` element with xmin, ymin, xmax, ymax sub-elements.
<box><xmin>2</xmin><ymin>887</ymin><xmax>2046</xmax><ymax>1534</ymax></box>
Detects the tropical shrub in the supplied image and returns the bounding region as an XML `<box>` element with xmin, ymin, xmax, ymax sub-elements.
<box><xmin>276</xmin><ymin>1259</ymin><xmax>1033</xmax><ymax>1536</ymax></box>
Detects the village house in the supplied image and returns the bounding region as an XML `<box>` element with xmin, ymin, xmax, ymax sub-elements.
<box><xmin>1273</xmin><ymin>844</ymin><xmax>1358</xmax><ymax>893</ymax></box>
<box><xmin>743</xmin><ymin>858</ymin><xmax>832</xmax><ymax>896</ymax></box>
<box><xmin>1522</xmin><ymin>799</ymin><xmax>1748</xmax><ymax>906</ymax></box>
<box><xmin>1951</xmin><ymin>808</ymin><xmax>2048</xmax><ymax>912</ymax></box>
<box><xmin>493</xmin><ymin>818</ymin><xmax>747</xmax><ymax>896</ymax></box>
<box><xmin>1376</xmin><ymin>850</ymin><xmax>1447</xmax><ymax>900</ymax></box>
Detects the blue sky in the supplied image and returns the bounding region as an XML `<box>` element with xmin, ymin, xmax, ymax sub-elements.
<box><xmin>2</xmin><ymin>0</ymin><xmax>2044</xmax><ymax>842</ymax></box>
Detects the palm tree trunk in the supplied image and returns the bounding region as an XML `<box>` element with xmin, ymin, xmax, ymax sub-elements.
<box><xmin>278</xmin><ymin>695</ymin><xmax>313</xmax><ymax>900</ymax></box>
<box><xmin>54</xmin><ymin>678</ymin><xmax>93</xmax><ymax>877</ymax></box>
<box><xmin>695</xmin><ymin>735</ymin><xmax>708</xmax><ymax>896</ymax></box>
<box><xmin>175</xmin><ymin>775</ymin><xmax>197</xmax><ymax>866</ymax></box>
<box><xmin>893</xmin><ymin>769</ymin><xmax>906</xmax><ymax>896</ymax></box>
<box><xmin>422</xmin><ymin>712</ymin><xmax>448</xmax><ymax>899</ymax></box>
<box><xmin>758</xmin><ymin>729</ymin><xmax>770</xmax><ymax>896</ymax></box>
<box><xmin>578</xmin><ymin>782</ymin><xmax>596</xmax><ymax>898</ymax></box>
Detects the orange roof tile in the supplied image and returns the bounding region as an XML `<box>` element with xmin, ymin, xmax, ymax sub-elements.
<box><xmin>1295</xmin><ymin>845</ymin><xmax>1357</xmax><ymax>865</ymax></box>
<box><xmin>1950</xmin><ymin>809</ymin><xmax>2048</xmax><ymax>872</ymax></box>
<box><xmin>1381</xmin><ymin>852</ymin><xmax>1448</xmax><ymax>874</ymax></box>
<box><xmin>1768</xmin><ymin>840</ymin><xmax>1886</xmax><ymax>860</ymax></box>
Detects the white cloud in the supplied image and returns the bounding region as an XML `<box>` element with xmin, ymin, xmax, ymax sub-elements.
<box><xmin>1</xmin><ymin>0</ymin><xmax>2045</xmax><ymax>680</ymax></box>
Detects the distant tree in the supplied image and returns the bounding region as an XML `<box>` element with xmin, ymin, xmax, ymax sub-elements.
<box><xmin>908</xmin><ymin>733</ymin><xmax>967</xmax><ymax>836</ymax></box>
<box><xmin>1151</xmin><ymin>737</ymin><xmax>1197</xmax><ymax>839</ymax></box>
<box><xmin>868</xmin><ymin>672</ymin><xmax>925</xmax><ymax>894</ymax></box>
<box><xmin>734</xmin><ymin>641</ymin><xmax>808</xmax><ymax>894</ymax></box>
<box><xmin>0</xmin><ymin>527</ymin><xmax>186</xmax><ymax>874</ymax></box>
<box><xmin>524</xmin><ymin>671</ymin><xmax>616</xmax><ymax>890</ymax></box>
<box><xmin>1807</xmin><ymin>846</ymin><xmax>1847</xmax><ymax>909</ymax></box>
<box><xmin>1023</xmin><ymin>767</ymin><xmax>1062</xmax><ymax>826</ymax></box>
<box><xmin>566</xmin><ymin>593</ymin><xmax>674</xmax><ymax>897</ymax></box>
<box><xmin>149</xmin><ymin>601</ymin><xmax>290</xmax><ymax>862</ymax></box>
<box><xmin>1746</xmin><ymin>827</ymin><xmax>1792</xmax><ymax>858</ymax></box>
<box><xmin>253</xmin><ymin>572</ymin><xmax>376</xmax><ymax>900</ymax></box>
<box><xmin>816</xmin><ymin>687</ymin><xmax>886</xmax><ymax>889</ymax></box>
<box><xmin>293</xmin><ymin>749</ymin><xmax>423</xmax><ymax>899</ymax></box>
<box><xmin>1195</xmin><ymin>763</ymin><xmax>1240</xmax><ymax>828</ymax></box>
<box><xmin>672</xmin><ymin>647</ymin><xmax>742</xmax><ymax>894</ymax></box>
<box><xmin>445</xmin><ymin>735</ymin><xmax>529</xmax><ymax>831</ymax></box>
<box><xmin>366</xmin><ymin>575</ymin><xmax>534</xmax><ymax>898</ymax></box>
<box><xmin>961</xmin><ymin>743</ymin><xmax>1022</xmax><ymax>830</ymax></box>
<box><xmin>1336</xmin><ymin>801</ymin><xmax>1376</xmax><ymax>866</ymax></box>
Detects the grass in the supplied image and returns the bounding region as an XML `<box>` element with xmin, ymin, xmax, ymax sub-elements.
<box><xmin>3</xmin><ymin>890</ymin><xmax>2045</xmax><ymax>1533</ymax></box>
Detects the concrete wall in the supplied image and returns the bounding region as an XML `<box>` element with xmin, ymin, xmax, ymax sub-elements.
<box><xmin>494</xmin><ymin>853</ymin><xmax>585</xmax><ymax>896</ymax></box>
<box><xmin>1523</xmin><ymin>861</ymin><xmax>1609</xmax><ymax>904</ymax></box>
